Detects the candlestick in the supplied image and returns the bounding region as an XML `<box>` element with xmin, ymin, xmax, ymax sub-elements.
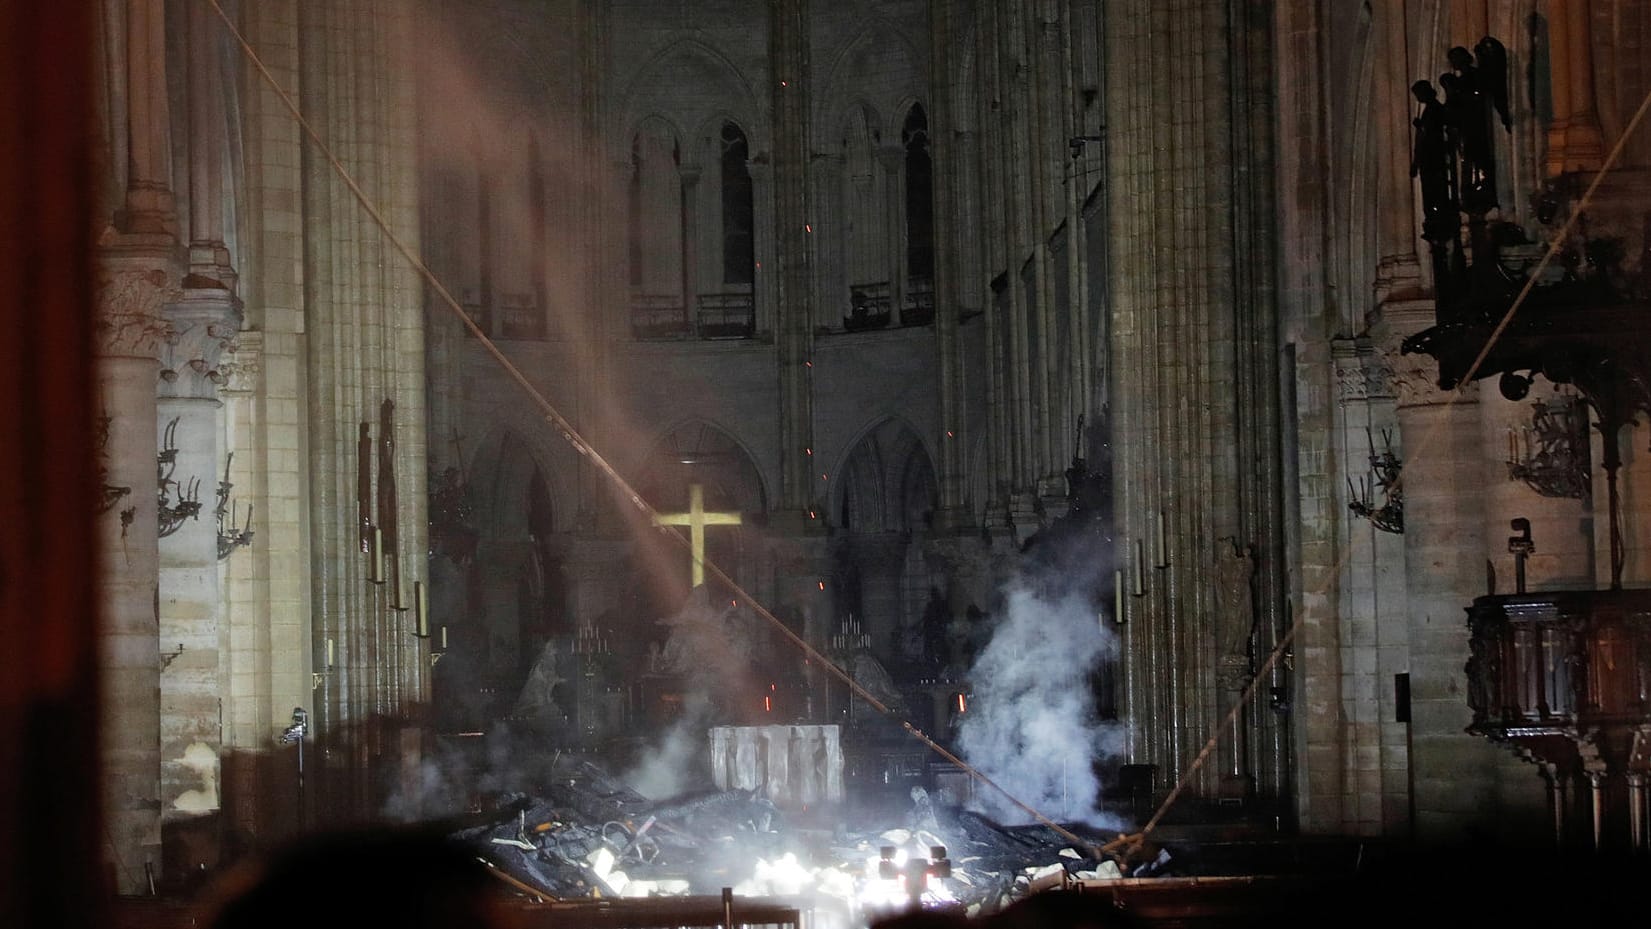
<box><xmin>357</xmin><ymin>422</ymin><xmax>372</xmax><ymax>552</ymax></box>
<box><xmin>414</xmin><ymin>581</ymin><xmax>429</xmax><ymax>638</ymax></box>
<box><xmin>1132</xmin><ymin>539</ymin><xmax>1146</xmax><ymax>596</ymax></box>
<box><xmin>1155</xmin><ymin>511</ymin><xmax>1168</xmax><ymax>568</ymax></box>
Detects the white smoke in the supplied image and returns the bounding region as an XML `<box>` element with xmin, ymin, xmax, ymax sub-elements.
<box><xmin>621</xmin><ymin>698</ymin><xmax>714</xmax><ymax>800</ymax></box>
<box><xmin>955</xmin><ymin>584</ymin><xmax>1126</xmax><ymax>828</ymax></box>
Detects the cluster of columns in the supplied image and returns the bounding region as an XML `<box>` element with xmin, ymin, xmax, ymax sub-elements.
<box><xmin>1102</xmin><ymin>0</ymin><xmax>1281</xmax><ymax>801</ymax></box>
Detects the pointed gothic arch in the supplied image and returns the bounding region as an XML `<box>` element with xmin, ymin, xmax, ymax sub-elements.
<box><xmin>627</xmin><ymin>117</ymin><xmax>686</xmax><ymax>334</ymax></box>
<box><xmin>615</xmin><ymin>39</ymin><xmax>764</xmax><ymax>152</ymax></box>
<box><xmin>901</xmin><ymin>101</ymin><xmax>935</xmax><ymax>323</ymax></box>
<box><xmin>831</xmin><ymin>419</ymin><xmax>939</xmax><ymax>665</ymax></box>
<box><xmin>629</xmin><ymin>420</ymin><xmax>768</xmax><ymax>612</ymax></box>
<box><xmin>433</xmin><ymin>426</ymin><xmax>573</xmax><ymax>731</ymax></box>
<box><xmin>833</xmin><ymin>417</ymin><xmax>936</xmax><ymax>533</ymax></box>
<box><xmin>838</xmin><ymin>102</ymin><xmax>890</xmax><ymax>325</ymax></box>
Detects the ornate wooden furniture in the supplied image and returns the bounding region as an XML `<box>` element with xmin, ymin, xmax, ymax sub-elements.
<box><xmin>1465</xmin><ymin>590</ymin><xmax>1651</xmax><ymax>849</ymax></box>
<box><xmin>1397</xmin><ymin>38</ymin><xmax>1651</xmax><ymax>852</ymax></box>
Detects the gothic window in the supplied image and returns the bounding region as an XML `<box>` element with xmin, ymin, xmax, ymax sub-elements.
<box><xmin>476</xmin><ymin>161</ymin><xmax>494</xmax><ymax>332</ymax></box>
<box><xmin>841</xmin><ymin>106</ymin><xmax>888</xmax><ymax>323</ymax></box>
<box><xmin>719</xmin><ymin>122</ymin><xmax>754</xmax><ymax>286</ymax></box>
<box><xmin>627</xmin><ymin>140</ymin><xmax>642</xmax><ymax>287</ymax></box>
<box><xmin>628</xmin><ymin>122</ymin><xmax>685</xmax><ymax>313</ymax></box>
<box><xmin>902</xmin><ymin>104</ymin><xmax>934</xmax><ymax>286</ymax></box>
<box><xmin>528</xmin><ymin>133</ymin><xmax>547</xmax><ymax>311</ymax></box>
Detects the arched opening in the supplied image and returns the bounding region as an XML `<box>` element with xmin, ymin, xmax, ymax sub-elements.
<box><xmin>902</xmin><ymin>103</ymin><xmax>934</xmax><ymax>324</ymax></box>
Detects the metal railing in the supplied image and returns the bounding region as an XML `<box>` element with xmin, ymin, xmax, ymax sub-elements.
<box><xmin>696</xmin><ymin>291</ymin><xmax>755</xmax><ymax>340</ymax></box>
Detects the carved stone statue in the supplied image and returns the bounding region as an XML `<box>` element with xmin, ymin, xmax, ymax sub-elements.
<box><xmin>1410</xmin><ymin>79</ymin><xmax>1458</xmax><ymax>243</ymax></box>
<box><xmin>1443</xmin><ymin>44</ymin><xmax>1501</xmax><ymax>215</ymax></box>
<box><xmin>1214</xmin><ymin>540</ymin><xmax>1257</xmax><ymax>689</ymax></box>
<box><xmin>513</xmin><ymin>639</ymin><xmax>569</xmax><ymax>723</ymax></box>
<box><xmin>1472</xmin><ymin>36</ymin><xmax>1512</xmax><ymax>132</ymax></box>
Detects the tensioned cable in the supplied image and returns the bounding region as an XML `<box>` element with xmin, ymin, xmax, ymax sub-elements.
<box><xmin>206</xmin><ymin>0</ymin><xmax>1100</xmax><ymax>852</ymax></box>
<box><xmin>215</xmin><ymin>0</ymin><xmax>1651</xmax><ymax>855</ymax></box>
<box><xmin>1137</xmin><ymin>81</ymin><xmax>1651</xmax><ymax>842</ymax></box>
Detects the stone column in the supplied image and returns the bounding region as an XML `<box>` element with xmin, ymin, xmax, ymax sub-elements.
<box><xmin>213</xmin><ymin>332</ymin><xmax>265</xmax><ymax>842</ymax></box>
<box><xmin>154</xmin><ymin>300</ymin><xmax>238</xmax><ymax>870</ymax></box>
<box><xmin>296</xmin><ymin>0</ymin><xmax>428</xmax><ymax>818</ymax></box>
<box><xmin>1104</xmin><ymin>0</ymin><xmax>1255</xmax><ymax>796</ymax></box>
<box><xmin>1373</xmin><ymin>4</ymin><xmax>1420</xmax><ymax>298</ymax></box>
<box><xmin>927</xmin><ymin>0</ymin><xmax>969</xmax><ymax>528</ymax></box>
<box><xmin>1376</xmin><ymin>303</ymin><xmax>1545</xmax><ymax>843</ymax></box>
<box><xmin>120</xmin><ymin>0</ymin><xmax>174</xmax><ymax>235</ymax></box>
<box><xmin>94</xmin><ymin>263</ymin><xmax>172</xmax><ymax>893</ymax></box>
<box><xmin>769</xmin><ymin>0</ymin><xmax>816</xmax><ymax>514</ymax></box>
<box><xmin>748</xmin><ymin>161</ymin><xmax>777</xmax><ymax>337</ymax></box>
<box><xmin>679</xmin><ymin>164</ymin><xmax>701</xmax><ymax>330</ymax></box>
<box><xmin>809</xmin><ymin>153</ymin><xmax>843</xmax><ymax>331</ymax></box>
<box><xmin>184</xmin><ymin>0</ymin><xmax>236</xmax><ymax>288</ymax></box>
<box><xmin>1546</xmin><ymin>0</ymin><xmax>1605</xmax><ymax>174</ymax></box>
<box><xmin>878</xmin><ymin>144</ymin><xmax>907</xmax><ymax>327</ymax></box>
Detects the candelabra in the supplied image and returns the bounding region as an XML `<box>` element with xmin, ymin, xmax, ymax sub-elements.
<box><xmin>215</xmin><ymin>452</ymin><xmax>255</xmax><ymax>559</ymax></box>
<box><xmin>1506</xmin><ymin>395</ymin><xmax>1591</xmax><ymax>500</ymax></box>
<box><xmin>157</xmin><ymin>417</ymin><xmax>202</xmax><ymax>538</ymax></box>
<box><xmin>96</xmin><ymin>415</ymin><xmax>131</xmax><ymax>513</ymax></box>
<box><xmin>1348</xmin><ymin>427</ymin><xmax>1404</xmax><ymax>534</ymax></box>
<box><xmin>830</xmin><ymin>614</ymin><xmax>871</xmax><ymax>653</ymax></box>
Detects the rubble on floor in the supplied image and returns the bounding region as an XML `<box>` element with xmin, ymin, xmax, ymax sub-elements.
<box><xmin>446</xmin><ymin>756</ymin><xmax>1174</xmax><ymax>926</ymax></box>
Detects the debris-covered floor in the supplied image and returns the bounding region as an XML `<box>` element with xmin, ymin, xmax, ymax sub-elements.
<box><xmin>444</xmin><ymin>752</ymin><xmax>1176</xmax><ymax>929</ymax></box>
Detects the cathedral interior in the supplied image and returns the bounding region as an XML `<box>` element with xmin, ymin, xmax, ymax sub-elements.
<box><xmin>4</xmin><ymin>1</ymin><xmax>1651</xmax><ymax>927</ymax></box>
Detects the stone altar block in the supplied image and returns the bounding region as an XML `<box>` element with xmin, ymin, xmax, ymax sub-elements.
<box><xmin>708</xmin><ymin>724</ymin><xmax>844</xmax><ymax>808</ymax></box>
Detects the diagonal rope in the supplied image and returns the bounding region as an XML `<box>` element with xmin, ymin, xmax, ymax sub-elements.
<box><xmin>206</xmin><ymin>0</ymin><xmax>1099</xmax><ymax>851</ymax></box>
<box><xmin>1137</xmin><ymin>81</ymin><xmax>1651</xmax><ymax>842</ymax></box>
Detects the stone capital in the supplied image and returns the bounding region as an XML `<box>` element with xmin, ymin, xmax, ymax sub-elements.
<box><xmin>160</xmin><ymin>295</ymin><xmax>244</xmax><ymax>398</ymax></box>
<box><xmin>1332</xmin><ymin>339</ymin><xmax>1368</xmax><ymax>403</ymax></box>
<box><xmin>95</xmin><ymin>267</ymin><xmax>176</xmax><ymax>358</ymax></box>
<box><xmin>1368</xmin><ymin>298</ymin><xmax>1475</xmax><ymax>409</ymax></box>
<box><xmin>1378</xmin><ymin>341</ymin><xmax>1477</xmax><ymax>410</ymax></box>
<box><xmin>215</xmin><ymin>330</ymin><xmax>263</xmax><ymax>395</ymax></box>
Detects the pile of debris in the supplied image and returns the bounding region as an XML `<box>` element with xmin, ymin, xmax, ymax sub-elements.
<box><xmin>445</xmin><ymin>756</ymin><xmax>1173</xmax><ymax>925</ymax></box>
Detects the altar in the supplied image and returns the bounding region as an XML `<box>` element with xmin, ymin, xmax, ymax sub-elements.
<box><xmin>707</xmin><ymin>724</ymin><xmax>844</xmax><ymax>809</ymax></box>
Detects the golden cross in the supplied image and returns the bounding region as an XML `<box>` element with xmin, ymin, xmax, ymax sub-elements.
<box><xmin>653</xmin><ymin>483</ymin><xmax>742</xmax><ymax>587</ymax></box>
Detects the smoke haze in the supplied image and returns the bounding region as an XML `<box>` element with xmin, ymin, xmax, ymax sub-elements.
<box><xmin>955</xmin><ymin>584</ymin><xmax>1126</xmax><ymax>829</ymax></box>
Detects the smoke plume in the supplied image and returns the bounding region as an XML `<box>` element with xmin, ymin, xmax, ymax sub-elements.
<box><xmin>955</xmin><ymin>584</ymin><xmax>1126</xmax><ymax>828</ymax></box>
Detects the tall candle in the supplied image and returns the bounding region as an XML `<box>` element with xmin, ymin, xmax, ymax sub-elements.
<box><xmin>357</xmin><ymin>423</ymin><xmax>372</xmax><ymax>552</ymax></box>
<box><xmin>414</xmin><ymin>581</ymin><xmax>428</xmax><ymax>638</ymax></box>
<box><xmin>1114</xmin><ymin>569</ymin><xmax>1124</xmax><ymax>624</ymax></box>
<box><xmin>1133</xmin><ymin>539</ymin><xmax>1146</xmax><ymax>596</ymax></box>
<box><xmin>326</xmin><ymin>637</ymin><xmax>335</xmax><ymax>669</ymax></box>
<box><xmin>440</xmin><ymin>625</ymin><xmax>448</xmax><ymax>650</ymax></box>
<box><xmin>1155</xmin><ymin>511</ymin><xmax>1168</xmax><ymax>567</ymax></box>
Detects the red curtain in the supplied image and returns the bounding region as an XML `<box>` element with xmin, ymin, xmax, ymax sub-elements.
<box><xmin>0</xmin><ymin>4</ymin><xmax>105</xmax><ymax>928</ymax></box>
